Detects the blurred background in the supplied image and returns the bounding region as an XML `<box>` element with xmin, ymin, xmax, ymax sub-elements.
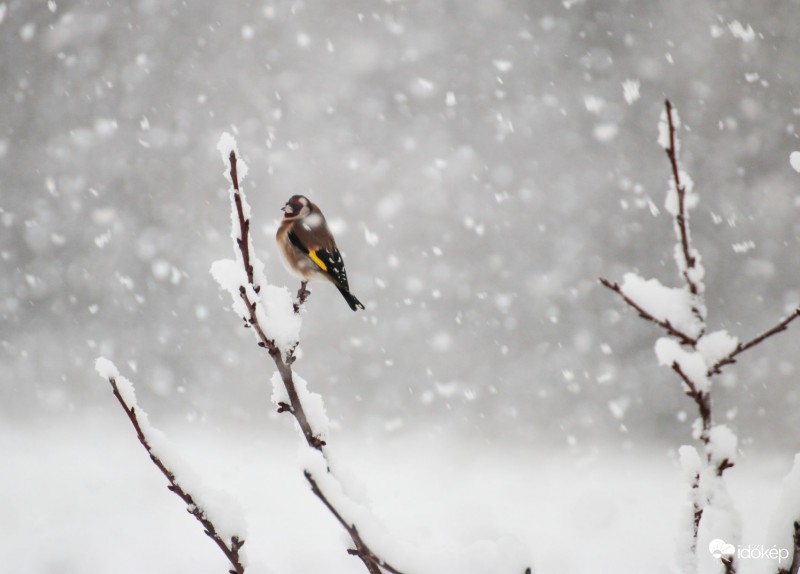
<box><xmin>3</xmin><ymin>0</ymin><xmax>800</xmax><ymax>453</ymax></box>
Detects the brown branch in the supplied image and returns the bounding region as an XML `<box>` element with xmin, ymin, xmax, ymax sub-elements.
<box><xmin>709</xmin><ymin>308</ymin><xmax>800</xmax><ymax>375</ymax></box>
<box><xmin>223</xmin><ymin>147</ymin><xmax>403</xmax><ymax>573</ymax></box>
<box><xmin>688</xmin><ymin>471</ymin><xmax>702</xmax><ymax>550</ymax></box>
<box><xmin>305</xmin><ymin>473</ymin><xmax>404</xmax><ymax>574</ymax></box>
<box><xmin>230</xmin><ymin>151</ymin><xmax>256</xmax><ymax>290</ymax></box>
<box><xmin>671</xmin><ymin>362</ymin><xmax>711</xmax><ymax>445</ymax></box>
<box><xmin>599</xmin><ymin>278</ymin><xmax>698</xmax><ymax>345</ymax></box>
<box><xmin>294</xmin><ymin>281</ymin><xmax>310</xmax><ymax>314</ymax></box>
<box><xmin>671</xmin><ymin>360</ymin><xmax>737</xmax><ymax>545</ymax></box>
<box><xmin>239</xmin><ymin>288</ymin><xmax>325</xmax><ymax>450</ymax></box>
<box><xmin>671</xmin><ymin>362</ymin><xmax>733</xmax><ymax>473</ymax></box>
<box><xmin>778</xmin><ymin>521</ymin><xmax>800</xmax><ymax>574</ymax></box>
<box><xmin>664</xmin><ymin>100</ymin><xmax>701</xmax><ymax>299</ymax></box>
<box><xmin>664</xmin><ymin>99</ymin><xmax>706</xmax><ymax>335</ymax></box>
<box><xmin>105</xmin><ymin>376</ymin><xmax>245</xmax><ymax>574</ymax></box>
<box><xmin>716</xmin><ymin>459</ymin><xmax>734</xmax><ymax>476</ymax></box>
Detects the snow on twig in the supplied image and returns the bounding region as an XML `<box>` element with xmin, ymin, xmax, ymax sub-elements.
<box><xmin>662</xmin><ymin>100</ymin><xmax>705</xmax><ymax>326</ymax></box>
<box><xmin>95</xmin><ymin>358</ymin><xmax>247</xmax><ymax>574</ymax></box>
<box><xmin>599</xmin><ymin>277</ymin><xmax>699</xmax><ymax>345</ymax></box>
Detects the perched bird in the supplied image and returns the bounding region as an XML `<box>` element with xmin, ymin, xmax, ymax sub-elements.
<box><xmin>276</xmin><ymin>195</ymin><xmax>365</xmax><ymax>311</ymax></box>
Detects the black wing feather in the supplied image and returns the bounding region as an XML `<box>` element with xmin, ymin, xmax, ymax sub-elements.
<box><xmin>314</xmin><ymin>248</ymin><xmax>350</xmax><ymax>291</ymax></box>
<box><xmin>288</xmin><ymin>231</ymin><xmax>350</xmax><ymax>290</ymax></box>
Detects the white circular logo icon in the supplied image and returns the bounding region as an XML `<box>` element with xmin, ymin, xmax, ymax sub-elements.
<box><xmin>708</xmin><ymin>539</ymin><xmax>736</xmax><ymax>559</ymax></box>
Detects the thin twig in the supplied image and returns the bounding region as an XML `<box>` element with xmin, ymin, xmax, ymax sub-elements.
<box><xmin>688</xmin><ymin>470</ymin><xmax>702</xmax><ymax>551</ymax></box>
<box><xmin>305</xmin><ymin>473</ymin><xmax>405</xmax><ymax>574</ymax></box>
<box><xmin>238</xmin><ymin>288</ymin><xmax>324</xmax><ymax>449</ymax></box>
<box><xmin>709</xmin><ymin>308</ymin><xmax>800</xmax><ymax>375</ymax></box>
<box><xmin>599</xmin><ymin>278</ymin><xmax>698</xmax><ymax>345</ymax></box>
<box><xmin>671</xmin><ymin>362</ymin><xmax>711</xmax><ymax>444</ymax></box>
<box><xmin>664</xmin><ymin>100</ymin><xmax>706</xmax><ymax>337</ymax></box>
<box><xmin>230</xmin><ymin>152</ymin><xmax>256</xmax><ymax>290</ymax></box>
<box><xmin>664</xmin><ymin>100</ymin><xmax>702</xmax><ymax>304</ymax></box>
<box><xmin>105</xmin><ymin>377</ymin><xmax>245</xmax><ymax>574</ymax></box>
<box><xmin>294</xmin><ymin>281</ymin><xmax>311</xmax><ymax>314</ymax></box>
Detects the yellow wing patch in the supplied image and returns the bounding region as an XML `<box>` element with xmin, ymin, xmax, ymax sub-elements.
<box><xmin>308</xmin><ymin>250</ymin><xmax>328</xmax><ymax>271</ymax></box>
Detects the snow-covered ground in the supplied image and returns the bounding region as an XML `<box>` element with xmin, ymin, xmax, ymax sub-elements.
<box><xmin>2</xmin><ymin>413</ymin><xmax>792</xmax><ymax>574</ymax></box>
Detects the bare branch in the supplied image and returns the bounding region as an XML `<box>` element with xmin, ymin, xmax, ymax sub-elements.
<box><xmin>230</xmin><ymin>151</ymin><xmax>255</xmax><ymax>290</ymax></box>
<box><xmin>709</xmin><ymin>308</ymin><xmax>800</xmax><ymax>375</ymax></box>
<box><xmin>105</xmin><ymin>376</ymin><xmax>246</xmax><ymax>574</ymax></box>
<box><xmin>305</xmin><ymin>473</ymin><xmax>405</xmax><ymax>574</ymax></box>
<box><xmin>294</xmin><ymin>281</ymin><xmax>311</xmax><ymax>314</ymax></box>
<box><xmin>688</xmin><ymin>471</ymin><xmax>702</xmax><ymax>550</ymax></box>
<box><xmin>237</xmin><ymin>288</ymin><xmax>325</xmax><ymax>450</ymax></box>
<box><xmin>664</xmin><ymin>99</ymin><xmax>707</xmax><ymax>338</ymax></box>
<box><xmin>598</xmin><ymin>278</ymin><xmax>698</xmax><ymax>345</ymax></box>
<box><xmin>671</xmin><ymin>361</ymin><xmax>711</xmax><ymax>445</ymax></box>
<box><xmin>716</xmin><ymin>459</ymin><xmax>734</xmax><ymax>476</ymax></box>
<box><xmin>664</xmin><ymin>99</ymin><xmax>702</xmax><ymax>303</ymax></box>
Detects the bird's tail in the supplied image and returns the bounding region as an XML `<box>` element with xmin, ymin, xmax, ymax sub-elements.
<box><xmin>337</xmin><ymin>286</ymin><xmax>365</xmax><ymax>311</ymax></box>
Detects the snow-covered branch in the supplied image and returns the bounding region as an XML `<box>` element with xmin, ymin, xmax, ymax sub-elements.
<box><xmin>304</xmin><ymin>472</ymin><xmax>405</xmax><ymax>574</ymax></box>
<box><xmin>600</xmin><ymin>100</ymin><xmax>800</xmax><ymax>574</ymax></box>
<box><xmin>95</xmin><ymin>358</ymin><xmax>247</xmax><ymax>574</ymax></box>
<box><xmin>599</xmin><ymin>276</ymin><xmax>699</xmax><ymax>345</ymax></box>
<box><xmin>602</xmin><ymin>100</ymin><xmax>800</xmax><ymax>574</ymax></box>
<box><xmin>213</xmin><ymin>134</ymin><xmax>406</xmax><ymax>574</ymax></box>
<box><xmin>661</xmin><ymin>99</ymin><xmax>705</xmax><ymax>325</ymax></box>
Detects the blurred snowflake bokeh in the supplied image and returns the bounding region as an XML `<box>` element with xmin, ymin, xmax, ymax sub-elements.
<box><xmin>2</xmin><ymin>0</ymin><xmax>800</xmax><ymax>450</ymax></box>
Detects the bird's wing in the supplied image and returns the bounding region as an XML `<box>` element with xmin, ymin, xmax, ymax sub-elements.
<box><xmin>288</xmin><ymin>219</ymin><xmax>351</xmax><ymax>291</ymax></box>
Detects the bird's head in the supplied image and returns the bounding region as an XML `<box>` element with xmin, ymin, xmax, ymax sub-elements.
<box><xmin>281</xmin><ymin>195</ymin><xmax>311</xmax><ymax>220</ymax></box>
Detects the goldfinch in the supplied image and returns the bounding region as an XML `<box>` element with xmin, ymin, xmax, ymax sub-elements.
<box><xmin>276</xmin><ymin>195</ymin><xmax>365</xmax><ymax>311</ymax></box>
